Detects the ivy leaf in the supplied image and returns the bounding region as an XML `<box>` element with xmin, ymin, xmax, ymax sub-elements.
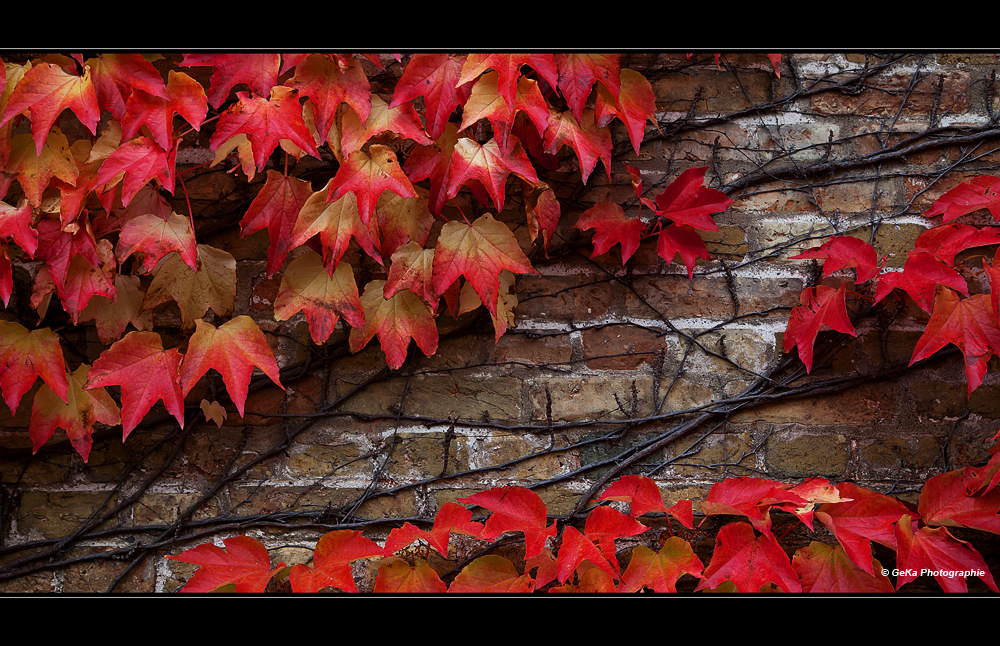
<box><xmin>274</xmin><ymin>252</ymin><xmax>365</xmax><ymax>345</ymax></box>
<box><xmin>694</xmin><ymin>521</ymin><xmax>802</xmax><ymax>593</ymax></box>
<box><xmin>790</xmin><ymin>235</ymin><xmax>881</xmax><ymax>283</ymax></box>
<box><xmin>595</xmin><ymin>68</ymin><xmax>658</xmax><ymax>155</ymax></box>
<box><xmin>910</xmin><ymin>222</ymin><xmax>1000</xmax><ymax>266</ymax></box>
<box><xmin>582</xmin><ymin>505</ymin><xmax>649</xmax><ymax>572</ymax></box>
<box><xmin>348</xmin><ymin>279</ymin><xmax>438</xmax><ymax>370</ymax></box>
<box><xmin>383</xmin><ymin>241</ymin><xmax>438</xmax><ymax>310</ymax></box>
<box><xmin>391</xmin><ymin>54</ymin><xmax>468</xmax><ymax>140</ymax></box>
<box><xmin>653</xmin><ymin>166</ymin><xmax>730</xmax><ymax>232</ymax></box>
<box><xmin>116</xmin><ymin>212</ymin><xmax>197</xmax><ymax>274</ymax></box>
<box><xmin>179</xmin><ymin>316</ymin><xmax>284</xmax><ymax>418</ymax></box>
<box><xmin>447</xmin><ymin>555</ymin><xmax>534</xmax><ymax>593</ymax></box>
<box><xmin>909</xmin><ymin>289</ymin><xmax>1000</xmax><ymax>394</ymax></box>
<box><xmin>457</xmin><ymin>53</ymin><xmax>558</xmax><ymax>112</ymax></box>
<box><xmin>120</xmin><ymin>70</ymin><xmax>208</xmax><ymax>152</ymax></box>
<box><xmin>783</xmin><ymin>284</ymin><xmax>857</xmax><ymax>373</ymax></box>
<box><xmin>894</xmin><ymin>515</ymin><xmax>998</xmax><ymax>592</ymax></box>
<box><xmin>87</xmin><ymin>53</ymin><xmax>168</xmax><ymax>121</ymax></box>
<box><xmin>657</xmin><ymin>224</ymin><xmax>711</xmax><ymax>279</ymax></box>
<box><xmin>288</xmin><ymin>54</ymin><xmax>371</xmax><ymax>139</ymax></box>
<box><xmin>432</xmin><ymin>213</ymin><xmax>537</xmax><ymax>320</ymax></box>
<box><xmin>209</xmin><ymin>87</ymin><xmax>320</xmax><ymax>173</ymax></box>
<box><xmin>700</xmin><ymin>476</ymin><xmax>809</xmax><ymax>533</ymax></box>
<box><xmin>917</xmin><ymin>463</ymin><xmax>1000</xmax><ymax>534</ymax></box>
<box><xmin>554</xmin><ymin>54</ymin><xmax>620</xmax><ymax>124</ymax></box>
<box><xmin>445</xmin><ymin>137</ymin><xmax>537</xmax><ymax>212</ymax></box>
<box><xmin>383</xmin><ymin>502</ymin><xmax>484</xmax><ymax>558</ymax></box>
<box><xmin>5</xmin><ymin>130</ymin><xmax>79</xmax><ymax>207</ymax></box>
<box><xmin>326</xmin><ymin>144</ymin><xmax>417</xmax><ymax>225</ymax></box>
<box><xmin>93</xmin><ymin>135</ymin><xmax>178</xmax><ymax>208</ymax></box>
<box><xmin>29</xmin><ymin>364</ymin><xmax>119</xmax><ymax>462</ymax></box>
<box><xmin>0</xmin><ymin>62</ymin><xmax>100</xmax><ymax>155</ymax></box>
<box><xmin>0</xmin><ymin>197</ymin><xmax>39</xmax><ymax>256</ymax></box>
<box><xmin>0</xmin><ymin>321</ymin><xmax>69</xmax><ymax>414</ymax></box>
<box><xmin>574</xmin><ymin>201</ymin><xmax>646</xmax><ymax>265</ymax></box>
<box><xmin>86</xmin><ymin>330</ymin><xmax>186</xmax><ymax>437</ymax></box>
<box><xmin>339</xmin><ymin>94</ymin><xmax>432</xmax><ymax>157</ymax></box>
<box><xmin>923</xmin><ymin>175</ymin><xmax>1000</xmax><ymax>222</ymax></box>
<box><xmin>555</xmin><ymin>525</ymin><xmax>620</xmax><ymax>583</ymax></box>
<box><xmin>166</xmin><ymin>535</ymin><xmax>286</xmax><ymax>593</ymax></box>
<box><xmin>287</xmin><ymin>529</ymin><xmax>383</xmax><ymax>593</ymax></box>
<box><xmin>873</xmin><ymin>252</ymin><xmax>969</xmax><ymax>313</ymax></box>
<box><xmin>180</xmin><ymin>53</ymin><xmax>281</xmax><ymax>109</ymax></box>
<box><xmin>239</xmin><ymin>170</ymin><xmax>314</xmax><ymax>277</ymax></box>
<box><xmin>791</xmin><ymin>542</ymin><xmax>894</xmax><ymax>593</ymax></box>
<box><xmin>457</xmin><ymin>486</ymin><xmax>556</xmax><ymax>560</ymax></box>
<box><xmin>290</xmin><ymin>184</ymin><xmax>383</xmax><ymax>274</ymax></box>
<box><xmin>374</xmin><ymin>558</ymin><xmax>448</xmax><ymax>593</ymax></box>
<box><xmin>142</xmin><ymin>245</ymin><xmax>237</xmax><ymax>329</ymax></box>
<box><xmin>459</xmin><ymin>72</ymin><xmax>550</xmax><ymax>156</ymax></box>
<box><xmin>618</xmin><ymin>538</ymin><xmax>704</xmax><ymax>593</ymax></box>
<box><xmin>543</xmin><ymin>108</ymin><xmax>612</xmax><ymax>184</ymax></box>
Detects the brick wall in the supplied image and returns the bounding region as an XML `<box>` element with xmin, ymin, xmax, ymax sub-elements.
<box><xmin>2</xmin><ymin>52</ymin><xmax>1000</xmax><ymax>593</ymax></box>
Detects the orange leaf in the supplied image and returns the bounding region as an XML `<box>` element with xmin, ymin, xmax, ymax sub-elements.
<box><xmin>167</xmin><ymin>535</ymin><xmax>285</xmax><ymax>593</ymax></box>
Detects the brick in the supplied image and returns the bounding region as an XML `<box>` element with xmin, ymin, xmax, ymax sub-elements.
<box><xmin>342</xmin><ymin>374</ymin><xmax>523</xmax><ymax>422</ymax></box>
<box><xmin>809</xmin><ymin>71</ymin><xmax>970</xmax><ymax>116</ymax></box>
<box><xmin>764</xmin><ymin>430</ymin><xmax>850</xmax><ymax>478</ymax></box>
<box><xmin>529</xmin><ymin>375</ymin><xmax>653</xmax><ymax>423</ymax></box>
<box><xmin>732</xmin><ymin>383</ymin><xmax>895</xmax><ymax>426</ymax></box>
<box><xmin>454</xmin><ymin>434</ymin><xmax>566</xmax><ymax>481</ymax></box>
<box><xmin>15</xmin><ymin>491</ymin><xmax>116</xmax><ymax>539</ymax></box>
<box><xmin>857</xmin><ymin>435</ymin><xmax>941</xmax><ymax>476</ymax></box>
<box><xmin>582</xmin><ymin>324</ymin><xmax>667</xmax><ymax>370</ymax></box>
<box><xmin>652</xmin><ymin>69</ymin><xmax>774</xmax><ymax>113</ymax></box>
<box><xmin>670</xmin><ymin>431</ymin><xmax>758</xmax><ymax>477</ymax></box>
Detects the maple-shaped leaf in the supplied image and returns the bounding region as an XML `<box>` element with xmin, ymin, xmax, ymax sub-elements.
<box><xmin>0</xmin><ymin>62</ymin><xmax>100</xmax><ymax>155</ymax></box>
<box><xmin>457</xmin><ymin>269</ymin><xmax>519</xmax><ymax>342</ymax></box>
<box><xmin>654</xmin><ymin>167</ymin><xmax>731</xmax><ymax>232</ymax></box>
<box><xmin>116</xmin><ymin>212</ymin><xmax>197</xmax><ymax>274</ymax></box>
<box><xmin>457</xmin><ymin>54</ymin><xmax>559</xmax><ymax>112</ymax></box>
<box><xmin>779</xmin><ymin>477</ymin><xmax>854</xmax><ymax>531</ymax></box>
<box><xmin>326</xmin><ymin>144</ymin><xmax>417</xmax><ymax>225</ymax></box>
<box><xmin>86</xmin><ymin>53</ymin><xmax>168</xmax><ymax>121</ymax></box>
<box><xmin>57</xmin><ymin>247</ymin><xmax>118</xmax><ymax>322</ymax></box>
<box><xmin>443</xmin><ymin>137</ymin><xmax>537</xmax><ymax>212</ymax></box>
<box><xmin>179</xmin><ymin>316</ymin><xmax>284</xmax><ymax>418</ymax></box>
<box><xmin>287</xmin><ymin>529</ymin><xmax>383</xmax><ymax>593</ymax></box>
<box><xmin>339</xmin><ymin>94</ymin><xmax>433</xmax><ymax>157</ymax></box>
<box><xmin>694</xmin><ymin>521</ymin><xmax>802</xmax><ymax>593</ymax></box>
<box><xmin>595</xmin><ymin>68</ymin><xmax>658</xmax><ymax>155</ymax></box>
<box><xmin>657</xmin><ymin>224</ymin><xmax>711</xmax><ymax>279</ymax></box>
<box><xmin>348</xmin><ymin>279</ymin><xmax>438</xmax><ymax>369</ymax></box>
<box><xmin>86</xmin><ymin>330</ymin><xmax>186</xmax><ymax>437</ymax></box>
<box><xmin>923</xmin><ymin>175</ymin><xmax>1000</xmax><ymax>222</ymax></box>
<box><xmin>209</xmin><ymin>86</ymin><xmax>320</xmax><ymax>173</ymax></box>
<box><xmin>543</xmin><ymin>108</ymin><xmax>612</xmax><ymax>184</ymax></box>
<box><xmin>372</xmin><ymin>188</ymin><xmax>434</xmax><ymax>259</ymax></box>
<box><xmin>373</xmin><ymin>557</ymin><xmax>448</xmax><ymax>593</ymax></box>
<box><xmin>120</xmin><ymin>70</ymin><xmax>208</xmax><ymax>151</ymax></box>
<box><xmin>274</xmin><ymin>251</ymin><xmax>365</xmax><ymax>345</ymax></box>
<box><xmin>239</xmin><ymin>170</ymin><xmax>313</xmax><ymax>276</ymax></box>
<box><xmin>5</xmin><ymin>130</ymin><xmax>79</xmax><ymax>207</ymax></box>
<box><xmin>29</xmin><ymin>364</ymin><xmax>119</xmax><ymax>462</ymax></box>
<box><xmin>383</xmin><ymin>241</ymin><xmax>438</xmax><ymax>310</ymax></box>
<box><xmin>791</xmin><ymin>542</ymin><xmax>894</xmax><ymax>593</ymax></box>
<box><xmin>583</xmin><ymin>505</ymin><xmax>649</xmax><ymax>571</ymax></box>
<box><xmin>618</xmin><ymin>538</ymin><xmax>704</xmax><ymax>593</ymax></box>
<box><xmin>167</xmin><ymin>535</ymin><xmax>286</xmax><ymax>593</ymax></box>
<box><xmin>180</xmin><ymin>53</ymin><xmax>281</xmax><ymax>109</ymax></box>
<box><xmin>556</xmin><ymin>525</ymin><xmax>620</xmax><ymax>583</ymax></box>
<box><xmin>917</xmin><ymin>463</ymin><xmax>1000</xmax><ymax>534</ymax></box>
<box><xmin>911</xmin><ymin>222</ymin><xmax>1000</xmax><ymax>266</ymax></box>
<box><xmin>524</xmin><ymin>182</ymin><xmax>561</xmax><ymax>254</ymax></box>
<box><xmin>700</xmin><ymin>477</ymin><xmax>809</xmax><ymax>533</ymax></box>
<box><xmin>791</xmin><ymin>235</ymin><xmax>881</xmax><ymax>283</ymax></box>
<box><xmin>288</xmin><ymin>54</ymin><xmax>371</xmax><ymax>139</ymax></box>
<box><xmin>142</xmin><ymin>245</ymin><xmax>236</xmax><ymax>328</ymax></box>
<box><xmin>814</xmin><ymin>481</ymin><xmax>915</xmax><ymax>576</ymax></box>
<box><xmin>873</xmin><ymin>252</ymin><xmax>969</xmax><ymax>313</ymax></box>
<box><xmin>459</xmin><ymin>72</ymin><xmax>550</xmax><ymax>156</ymax></box>
<box><xmin>0</xmin><ymin>244</ymin><xmax>11</xmax><ymax>307</ymax></box>
<box><xmin>290</xmin><ymin>184</ymin><xmax>383</xmax><ymax>273</ymax></box>
<box><xmin>894</xmin><ymin>515</ymin><xmax>998</xmax><ymax>592</ymax></box>
<box><xmin>554</xmin><ymin>54</ymin><xmax>621</xmax><ymax>124</ymax></box>
<box><xmin>550</xmin><ymin>565</ymin><xmax>618</xmax><ymax>593</ymax></box>
<box><xmin>0</xmin><ymin>198</ymin><xmax>38</xmax><ymax>256</ymax></box>
<box><xmin>93</xmin><ymin>135</ymin><xmax>177</xmax><ymax>207</ymax></box>
<box><xmin>909</xmin><ymin>289</ymin><xmax>1000</xmax><ymax>394</ymax></box>
<box><xmin>390</xmin><ymin>54</ymin><xmax>468</xmax><ymax>140</ymax></box>
<box><xmin>383</xmin><ymin>502</ymin><xmax>484</xmax><ymax>558</ymax></box>
<box><xmin>0</xmin><ymin>321</ymin><xmax>68</xmax><ymax>414</ymax></box>
<box><xmin>447</xmin><ymin>555</ymin><xmax>534</xmax><ymax>593</ymax></box>
<box><xmin>457</xmin><ymin>486</ymin><xmax>556</xmax><ymax>560</ymax></box>
<box><xmin>783</xmin><ymin>284</ymin><xmax>857</xmax><ymax>373</ymax></box>
<box><xmin>574</xmin><ymin>201</ymin><xmax>646</xmax><ymax>265</ymax></box>
<box><xmin>32</xmin><ymin>215</ymin><xmax>101</xmax><ymax>292</ymax></box>
<box><xmin>432</xmin><ymin>213</ymin><xmax>537</xmax><ymax>320</ymax></box>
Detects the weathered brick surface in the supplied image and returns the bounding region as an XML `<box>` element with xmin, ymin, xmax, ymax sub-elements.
<box><xmin>4</xmin><ymin>52</ymin><xmax>1000</xmax><ymax>593</ymax></box>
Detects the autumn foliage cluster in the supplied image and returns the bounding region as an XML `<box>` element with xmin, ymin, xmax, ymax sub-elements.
<box><xmin>2</xmin><ymin>51</ymin><xmax>1000</xmax><ymax>593</ymax></box>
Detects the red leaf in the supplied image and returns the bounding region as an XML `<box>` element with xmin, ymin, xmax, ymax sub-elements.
<box><xmin>923</xmin><ymin>175</ymin><xmax>1000</xmax><ymax>223</ymax></box>
<box><xmin>391</xmin><ymin>54</ymin><xmax>468</xmax><ymax>140</ymax></box>
<box><xmin>554</xmin><ymin>54</ymin><xmax>620</xmax><ymax>124</ymax></box>
<box><xmin>583</xmin><ymin>505</ymin><xmax>649</xmax><ymax>571</ymax></box>
<box><xmin>894</xmin><ymin>515</ymin><xmax>998</xmax><ymax>592</ymax></box>
<box><xmin>29</xmin><ymin>364</ymin><xmax>119</xmax><ymax>462</ymax></box>
<box><xmin>556</xmin><ymin>525</ymin><xmax>620</xmax><ymax>583</ymax></box>
<box><xmin>181</xmin><ymin>53</ymin><xmax>280</xmax><ymax>109</ymax></box>
<box><xmin>653</xmin><ymin>166</ymin><xmax>730</xmax><ymax>232</ymax></box>
<box><xmin>0</xmin><ymin>197</ymin><xmax>38</xmax><ymax>256</ymax></box>
<box><xmin>0</xmin><ymin>62</ymin><xmax>100</xmax><ymax>155</ymax></box>
<box><xmin>792</xmin><ymin>542</ymin><xmax>894</xmax><ymax>593</ymax></box>
<box><xmin>167</xmin><ymin>535</ymin><xmax>285</xmax><ymax>593</ymax></box>
<box><xmin>791</xmin><ymin>235</ymin><xmax>881</xmax><ymax>283</ymax></box>
<box><xmin>94</xmin><ymin>136</ymin><xmax>177</xmax><ymax>207</ymax></box>
<box><xmin>179</xmin><ymin>316</ymin><xmax>284</xmax><ymax>418</ymax></box>
<box><xmin>288</xmin><ymin>529</ymin><xmax>382</xmax><ymax>593</ymax></box>
<box><xmin>597</xmin><ymin>474</ymin><xmax>667</xmax><ymax>518</ymax></box>
<box><xmin>917</xmin><ymin>463</ymin><xmax>1000</xmax><ymax>534</ymax></box>
<box><xmin>382</xmin><ymin>502</ymin><xmax>483</xmax><ymax>558</ymax></box>
<box><xmin>87</xmin><ymin>53</ymin><xmax>168</xmax><ymax>121</ymax></box>
<box><xmin>432</xmin><ymin>213</ymin><xmax>537</xmax><ymax>320</ymax></box>
<box><xmin>444</xmin><ymin>137</ymin><xmax>537</xmax><ymax>212</ymax></box>
<box><xmin>120</xmin><ymin>70</ymin><xmax>207</xmax><ymax>151</ymax></box>
<box><xmin>348</xmin><ymin>279</ymin><xmax>438</xmax><ymax>369</ymax></box>
<box><xmin>274</xmin><ymin>252</ymin><xmax>365</xmax><ymax>345</ymax></box>
<box><xmin>288</xmin><ymin>54</ymin><xmax>371</xmax><ymax>139</ymax></box>
<box><xmin>239</xmin><ymin>170</ymin><xmax>314</xmax><ymax>276</ymax></box>
<box><xmin>618</xmin><ymin>538</ymin><xmax>704</xmax><ymax>593</ymax></box>
<box><xmin>458</xmin><ymin>486</ymin><xmax>556</xmax><ymax>560</ymax></box>
<box><xmin>595</xmin><ymin>69</ymin><xmax>657</xmax><ymax>155</ymax></box>
<box><xmin>0</xmin><ymin>321</ymin><xmax>69</xmax><ymax>414</ymax></box>
<box><xmin>209</xmin><ymin>87</ymin><xmax>320</xmax><ymax>173</ymax></box>
<box><xmin>694</xmin><ymin>522</ymin><xmax>802</xmax><ymax>593</ymax></box>
<box><xmin>339</xmin><ymin>94</ymin><xmax>432</xmax><ymax>157</ymax></box>
<box><xmin>459</xmin><ymin>72</ymin><xmax>550</xmax><ymax>156</ymax></box>
<box><xmin>574</xmin><ymin>201</ymin><xmax>646</xmax><ymax>265</ymax></box>
<box><xmin>457</xmin><ymin>54</ymin><xmax>559</xmax><ymax>114</ymax></box>
<box><xmin>873</xmin><ymin>252</ymin><xmax>969</xmax><ymax>313</ymax></box>
<box><xmin>86</xmin><ymin>330</ymin><xmax>185</xmax><ymax>437</ymax></box>
<box><xmin>911</xmin><ymin>222</ymin><xmax>1000</xmax><ymax>266</ymax></box>
<box><xmin>116</xmin><ymin>212</ymin><xmax>197</xmax><ymax>274</ymax></box>
<box><xmin>909</xmin><ymin>289</ymin><xmax>1000</xmax><ymax>394</ymax></box>
<box><xmin>290</xmin><ymin>185</ymin><xmax>383</xmax><ymax>273</ymax></box>
<box><xmin>657</xmin><ymin>224</ymin><xmax>711</xmax><ymax>279</ymax></box>
<box><xmin>700</xmin><ymin>477</ymin><xmax>808</xmax><ymax>533</ymax></box>
<box><xmin>326</xmin><ymin>145</ymin><xmax>416</xmax><ymax>225</ymax></box>
<box><xmin>543</xmin><ymin>108</ymin><xmax>612</xmax><ymax>184</ymax></box>
<box><xmin>782</xmin><ymin>284</ymin><xmax>858</xmax><ymax>373</ymax></box>
<box><xmin>448</xmin><ymin>555</ymin><xmax>534</xmax><ymax>593</ymax></box>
